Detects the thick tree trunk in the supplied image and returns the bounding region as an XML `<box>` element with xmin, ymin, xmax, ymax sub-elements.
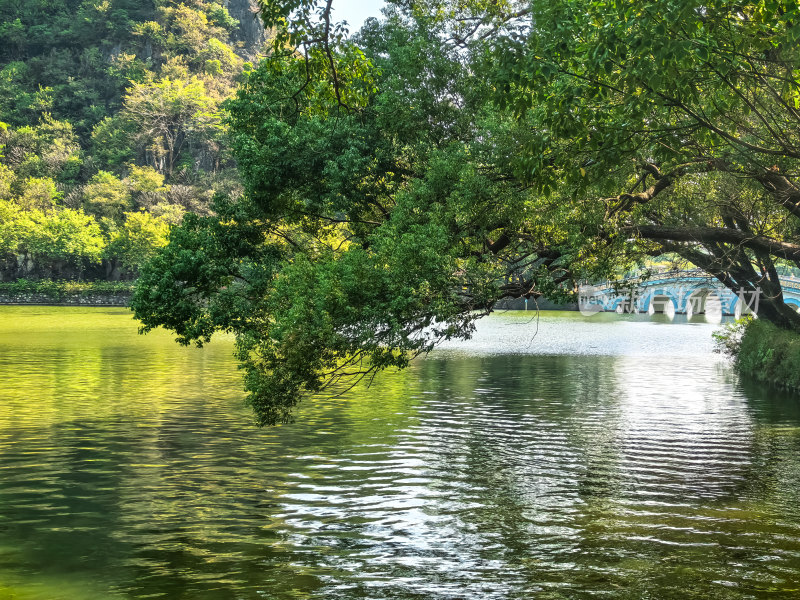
<box><xmin>650</xmin><ymin>238</ymin><xmax>800</xmax><ymax>331</ymax></box>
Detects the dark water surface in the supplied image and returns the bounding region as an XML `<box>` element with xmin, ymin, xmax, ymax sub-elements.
<box><xmin>1</xmin><ymin>307</ymin><xmax>799</xmax><ymax>599</ymax></box>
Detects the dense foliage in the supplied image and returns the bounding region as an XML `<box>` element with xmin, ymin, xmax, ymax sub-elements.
<box><xmin>133</xmin><ymin>2</ymin><xmax>594</xmax><ymax>425</ymax></box>
<box><xmin>716</xmin><ymin>317</ymin><xmax>800</xmax><ymax>391</ymax></box>
<box><xmin>493</xmin><ymin>0</ymin><xmax>800</xmax><ymax>329</ymax></box>
<box><xmin>0</xmin><ymin>0</ymin><xmax>263</xmax><ymax>280</ymax></box>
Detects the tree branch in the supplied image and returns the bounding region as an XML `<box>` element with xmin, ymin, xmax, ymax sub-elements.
<box><xmin>624</xmin><ymin>225</ymin><xmax>800</xmax><ymax>262</ymax></box>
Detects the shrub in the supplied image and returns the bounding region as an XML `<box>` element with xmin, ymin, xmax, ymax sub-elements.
<box><xmin>0</xmin><ymin>279</ymin><xmax>134</xmax><ymax>299</ymax></box>
<box><xmin>722</xmin><ymin>318</ymin><xmax>800</xmax><ymax>391</ymax></box>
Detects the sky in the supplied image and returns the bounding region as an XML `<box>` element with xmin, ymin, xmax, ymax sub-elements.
<box><xmin>331</xmin><ymin>0</ymin><xmax>386</xmax><ymax>31</ymax></box>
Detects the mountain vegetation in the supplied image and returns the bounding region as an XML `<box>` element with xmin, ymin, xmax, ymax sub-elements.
<box><xmin>0</xmin><ymin>0</ymin><xmax>265</xmax><ymax>280</ymax></box>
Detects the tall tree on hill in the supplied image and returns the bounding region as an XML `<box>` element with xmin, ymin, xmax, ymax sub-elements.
<box><xmin>122</xmin><ymin>76</ymin><xmax>223</xmax><ymax>176</ymax></box>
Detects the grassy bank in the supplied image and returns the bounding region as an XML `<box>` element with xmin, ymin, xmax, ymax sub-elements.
<box><xmin>718</xmin><ymin>318</ymin><xmax>800</xmax><ymax>391</ymax></box>
<box><xmin>0</xmin><ymin>279</ymin><xmax>134</xmax><ymax>303</ymax></box>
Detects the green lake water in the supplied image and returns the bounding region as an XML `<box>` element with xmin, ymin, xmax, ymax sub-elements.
<box><xmin>1</xmin><ymin>307</ymin><xmax>799</xmax><ymax>599</ymax></box>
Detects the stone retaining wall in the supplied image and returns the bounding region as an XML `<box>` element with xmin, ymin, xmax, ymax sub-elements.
<box><xmin>0</xmin><ymin>293</ymin><xmax>130</xmax><ymax>307</ymax></box>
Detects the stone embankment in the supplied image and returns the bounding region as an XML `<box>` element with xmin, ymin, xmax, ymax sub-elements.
<box><xmin>0</xmin><ymin>292</ymin><xmax>130</xmax><ymax>306</ymax></box>
<box><xmin>0</xmin><ymin>280</ymin><xmax>134</xmax><ymax>307</ymax></box>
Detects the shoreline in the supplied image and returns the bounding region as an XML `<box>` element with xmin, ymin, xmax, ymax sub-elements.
<box><xmin>0</xmin><ymin>280</ymin><xmax>133</xmax><ymax>307</ymax></box>
<box><xmin>0</xmin><ymin>295</ymin><xmax>130</xmax><ymax>307</ymax></box>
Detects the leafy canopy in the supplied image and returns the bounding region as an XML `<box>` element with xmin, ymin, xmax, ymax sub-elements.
<box><xmin>133</xmin><ymin>5</ymin><xmax>582</xmax><ymax>425</ymax></box>
<box><xmin>491</xmin><ymin>0</ymin><xmax>800</xmax><ymax>328</ymax></box>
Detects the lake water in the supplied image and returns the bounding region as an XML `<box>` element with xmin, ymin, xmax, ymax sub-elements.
<box><xmin>0</xmin><ymin>307</ymin><xmax>799</xmax><ymax>599</ymax></box>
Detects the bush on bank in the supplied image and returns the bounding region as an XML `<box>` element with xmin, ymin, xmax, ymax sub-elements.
<box><xmin>0</xmin><ymin>279</ymin><xmax>134</xmax><ymax>300</ymax></box>
<box><xmin>716</xmin><ymin>318</ymin><xmax>800</xmax><ymax>391</ymax></box>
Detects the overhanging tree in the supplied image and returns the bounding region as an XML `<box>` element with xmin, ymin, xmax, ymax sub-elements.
<box><xmin>131</xmin><ymin>4</ymin><xmax>589</xmax><ymax>425</ymax></box>
<box><xmin>493</xmin><ymin>0</ymin><xmax>800</xmax><ymax>329</ymax></box>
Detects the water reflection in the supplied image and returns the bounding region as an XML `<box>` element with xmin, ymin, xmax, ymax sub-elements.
<box><xmin>0</xmin><ymin>308</ymin><xmax>799</xmax><ymax>599</ymax></box>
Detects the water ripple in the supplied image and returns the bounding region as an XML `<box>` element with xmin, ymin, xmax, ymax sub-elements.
<box><xmin>0</xmin><ymin>308</ymin><xmax>799</xmax><ymax>598</ymax></box>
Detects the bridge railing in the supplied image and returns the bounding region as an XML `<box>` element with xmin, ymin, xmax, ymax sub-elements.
<box><xmin>588</xmin><ymin>269</ymin><xmax>714</xmax><ymax>292</ymax></box>
<box><xmin>585</xmin><ymin>270</ymin><xmax>800</xmax><ymax>295</ymax></box>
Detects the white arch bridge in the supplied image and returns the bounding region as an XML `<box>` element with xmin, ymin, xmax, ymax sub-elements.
<box><xmin>578</xmin><ymin>269</ymin><xmax>800</xmax><ymax>318</ymax></box>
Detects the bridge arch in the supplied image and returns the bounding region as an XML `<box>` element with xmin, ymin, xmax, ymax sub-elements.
<box><xmin>643</xmin><ymin>292</ymin><xmax>677</xmax><ymax>317</ymax></box>
<box><xmin>578</xmin><ymin>270</ymin><xmax>800</xmax><ymax>316</ymax></box>
<box><xmin>732</xmin><ymin>295</ymin><xmax>760</xmax><ymax>319</ymax></box>
<box><xmin>685</xmin><ymin>289</ymin><xmax>725</xmax><ymax>322</ymax></box>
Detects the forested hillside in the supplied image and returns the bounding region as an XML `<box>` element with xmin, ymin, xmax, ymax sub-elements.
<box><xmin>0</xmin><ymin>0</ymin><xmax>266</xmax><ymax>280</ymax></box>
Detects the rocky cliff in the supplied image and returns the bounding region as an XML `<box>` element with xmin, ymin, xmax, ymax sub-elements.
<box><xmin>224</xmin><ymin>0</ymin><xmax>269</xmax><ymax>57</ymax></box>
